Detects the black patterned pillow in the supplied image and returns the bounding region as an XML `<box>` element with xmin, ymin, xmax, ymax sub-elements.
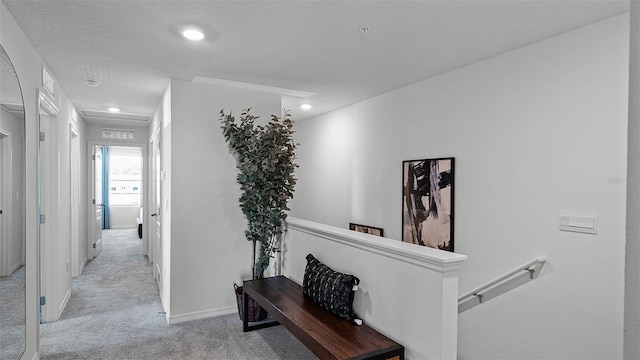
<box><xmin>303</xmin><ymin>253</ymin><xmax>360</xmax><ymax>323</ymax></box>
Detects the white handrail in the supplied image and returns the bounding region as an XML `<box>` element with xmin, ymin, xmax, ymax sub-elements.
<box><xmin>458</xmin><ymin>257</ymin><xmax>546</xmax><ymax>313</ymax></box>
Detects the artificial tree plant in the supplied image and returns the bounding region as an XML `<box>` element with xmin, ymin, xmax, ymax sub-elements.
<box><xmin>220</xmin><ymin>108</ymin><xmax>297</xmax><ymax>279</ymax></box>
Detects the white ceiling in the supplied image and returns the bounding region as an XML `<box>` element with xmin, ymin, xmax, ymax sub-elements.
<box><xmin>2</xmin><ymin>0</ymin><xmax>630</xmax><ymax>125</ymax></box>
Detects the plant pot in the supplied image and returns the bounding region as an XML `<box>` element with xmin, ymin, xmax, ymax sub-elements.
<box><xmin>234</xmin><ymin>283</ymin><xmax>268</xmax><ymax>322</ymax></box>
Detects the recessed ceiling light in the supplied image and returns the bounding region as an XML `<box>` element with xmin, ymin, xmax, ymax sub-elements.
<box><xmin>182</xmin><ymin>29</ymin><xmax>204</xmax><ymax>41</ymax></box>
<box><xmin>108</xmin><ymin>107</ymin><xmax>120</xmax><ymax>113</ymax></box>
<box><xmin>300</xmin><ymin>104</ymin><xmax>312</xmax><ymax>110</ymax></box>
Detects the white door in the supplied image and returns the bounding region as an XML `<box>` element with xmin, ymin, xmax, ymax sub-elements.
<box><xmin>92</xmin><ymin>145</ymin><xmax>103</xmax><ymax>258</ymax></box>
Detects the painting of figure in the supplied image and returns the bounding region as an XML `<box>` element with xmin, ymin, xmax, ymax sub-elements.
<box><xmin>402</xmin><ymin>158</ymin><xmax>454</xmax><ymax>251</ymax></box>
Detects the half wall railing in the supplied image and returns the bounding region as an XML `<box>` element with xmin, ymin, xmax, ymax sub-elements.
<box><xmin>283</xmin><ymin>217</ymin><xmax>467</xmax><ymax>360</ymax></box>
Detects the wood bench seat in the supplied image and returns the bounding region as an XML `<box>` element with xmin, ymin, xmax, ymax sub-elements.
<box><xmin>243</xmin><ymin>275</ymin><xmax>404</xmax><ymax>360</ymax></box>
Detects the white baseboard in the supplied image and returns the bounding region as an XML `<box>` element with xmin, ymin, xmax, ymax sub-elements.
<box><xmin>78</xmin><ymin>257</ymin><xmax>87</xmax><ymax>275</ymax></box>
<box><xmin>8</xmin><ymin>262</ymin><xmax>20</xmax><ymax>274</ymax></box>
<box><xmin>59</xmin><ymin>288</ymin><xmax>72</xmax><ymax>314</ymax></box>
<box><xmin>167</xmin><ymin>306</ymin><xmax>237</xmax><ymax>324</ymax></box>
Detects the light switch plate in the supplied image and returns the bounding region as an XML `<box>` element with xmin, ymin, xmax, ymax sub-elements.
<box><xmin>559</xmin><ymin>211</ymin><xmax>598</xmax><ymax>234</ymax></box>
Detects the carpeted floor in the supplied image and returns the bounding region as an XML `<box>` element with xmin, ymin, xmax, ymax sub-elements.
<box><xmin>40</xmin><ymin>228</ymin><xmax>315</xmax><ymax>360</ymax></box>
<box><xmin>0</xmin><ymin>265</ymin><xmax>26</xmax><ymax>360</ymax></box>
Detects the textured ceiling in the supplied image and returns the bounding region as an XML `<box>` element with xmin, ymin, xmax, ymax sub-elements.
<box><xmin>1</xmin><ymin>0</ymin><xmax>630</xmax><ymax>124</ymax></box>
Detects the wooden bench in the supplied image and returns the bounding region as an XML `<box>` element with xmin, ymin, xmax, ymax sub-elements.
<box><xmin>243</xmin><ymin>275</ymin><xmax>404</xmax><ymax>360</ymax></box>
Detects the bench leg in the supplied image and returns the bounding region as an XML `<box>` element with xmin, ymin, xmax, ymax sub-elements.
<box><xmin>242</xmin><ymin>289</ymin><xmax>279</xmax><ymax>332</ymax></box>
<box><xmin>242</xmin><ymin>287</ymin><xmax>249</xmax><ymax>332</ymax></box>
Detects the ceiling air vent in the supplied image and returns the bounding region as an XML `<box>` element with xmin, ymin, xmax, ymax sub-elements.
<box><xmin>81</xmin><ymin>109</ymin><xmax>150</xmax><ymax>122</ymax></box>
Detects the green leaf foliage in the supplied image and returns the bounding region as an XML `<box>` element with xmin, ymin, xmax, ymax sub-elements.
<box><xmin>220</xmin><ymin>108</ymin><xmax>298</xmax><ymax>279</ymax></box>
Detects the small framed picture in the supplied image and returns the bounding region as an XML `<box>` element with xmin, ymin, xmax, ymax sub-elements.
<box><xmin>349</xmin><ymin>223</ymin><xmax>384</xmax><ymax>237</ymax></box>
<box><xmin>402</xmin><ymin>157</ymin><xmax>454</xmax><ymax>251</ymax></box>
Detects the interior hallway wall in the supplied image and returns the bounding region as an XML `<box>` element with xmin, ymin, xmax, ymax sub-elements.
<box><xmin>290</xmin><ymin>14</ymin><xmax>629</xmax><ymax>359</ymax></box>
<box><xmin>0</xmin><ymin>3</ymin><xmax>88</xmax><ymax>357</ymax></box>
<box><xmin>167</xmin><ymin>79</ymin><xmax>280</xmax><ymax>321</ymax></box>
<box><xmin>1</xmin><ymin>4</ymin><xmax>43</xmax><ymax>357</ymax></box>
<box><xmin>624</xmin><ymin>2</ymin><xmax>640</xmax><ymax>358</ymax></box>
<box><xmin>48</xmin><ymin>84</ymin><xmax>81</xmax><ymax>323</ymax></box>
<box><xmin>161</xmin><ymin>84</ymin><xmax>172</xmax><ymax>315</ymax></box>
<box><xmin>70</xmin><ymin>113</ymin><xmax>88</xmax><ymax>278</ymax></box>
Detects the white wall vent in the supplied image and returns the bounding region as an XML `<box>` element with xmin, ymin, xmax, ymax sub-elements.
<box><xmin>102</xmin><ymin>128</ymin><xmax>135</xmax><ymax>140</ymax></box>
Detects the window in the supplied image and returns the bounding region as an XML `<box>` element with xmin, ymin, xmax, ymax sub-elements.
<box><xmin>109</xmin><ymin>147</ymin><xmax>142</xmax><ymax>206</ymax></box>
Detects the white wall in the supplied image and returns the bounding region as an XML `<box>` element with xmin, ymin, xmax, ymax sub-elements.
<box><xmin>1</xmin><ymin>3</ymin><xmax>55</xmax><ymax>358</ymax></box>
<box><xmin>1</xmin><ymin>4</ymin><xmax>45</xmax><ymax>358</ymax></box>
<box><xmin>167</xmin><ymin>79</ymin><xmax>281</xmax><ymax>321</ymax></box>
<box><xmin>290</xmin><ymin>14</ymin><xmax>629</xmax><ymax>359</ymax></box>
<box><xmin>69</xmin><ymin>115</ymin><xmax>87</xmax><ymax>278</ymax></box>
<box><xmin>110</xmin><ymin>206</ymin><xmax>139</xmax><ymax>228</ymax></box>
<box><xmin>48</xmin><ymin>86</ymin><xmax>79</xmax><ymax>323</ymax></box>
<box><xmin>0</xmin><ymin>108</ymin><xmax>24</xmax><ymax>274</ymax></box>
<box><xmin>1</xmin><ymin>3</ymin><xmax>90</xmax><ymax>357</ymax></box>
<box><xmin>624</xmin><ymin>3</ymin><xmax>640</xmax><ymax>358</ymax></box>
<box><xmin>161</xmin><ymin>85</ymin><xmax>172</xmax><ymax>315</ymax></box>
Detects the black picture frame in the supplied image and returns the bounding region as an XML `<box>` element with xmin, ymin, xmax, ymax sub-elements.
<box><xmin>402</xmin><ymin>157</ymin><xmax>454</xmax><ymax>252</ymax></box>
<box><xmin>349</xmin><ymin>223</ymin><xmax>384</xmax><ymax>237</ymax></box>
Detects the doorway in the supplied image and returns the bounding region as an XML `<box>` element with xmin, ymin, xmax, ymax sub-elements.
<box><xmin>89</xmin><ymin>145</ymin><xmax>103</xmax><ymax>259</ymax></box>
<box><xmin>88</xmin><ymin>143</ymin><xmax>145</xmax><ymax>260</ymax></box>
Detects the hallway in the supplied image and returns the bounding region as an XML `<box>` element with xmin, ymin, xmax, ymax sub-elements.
<box><xmin>39</xmin><ymin>228</ymin><xmax>312</xmax><ymax>360</ymax></box>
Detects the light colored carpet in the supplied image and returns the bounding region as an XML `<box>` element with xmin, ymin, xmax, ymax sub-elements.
<box><xmin>0</xmin><ymin>265</ymin><xmax>26</xmax><ymax>360</ymax></box>
<box><xmin>40</xmin><ymin>228</ymin><xmax>315</xmax><ymax>360</ymax></box>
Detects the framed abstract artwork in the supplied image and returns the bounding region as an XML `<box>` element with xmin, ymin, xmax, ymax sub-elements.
<box><xmin>402</xmin><ymin>157</ymin><xmax>454</xmax><ymax>252</ymax></box>
<box><xmin>349</xmin><ymin>223</ymin><xmax>384</xmax><ymax>237</ymax></box>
